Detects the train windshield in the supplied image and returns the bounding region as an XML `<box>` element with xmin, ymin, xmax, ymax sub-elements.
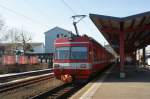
<box><xmin>55</xmin><ymin>47</ymin><xmax>87</xmax><ymax>60</ymax></box>
<box><xmin>71</xmin><ymin>47</ymin><xmax>87</xmax><ymax>60</ymax></box>
<box><xmin>55</xmin><ymin>47</ymin><xmax>70</xmax><ymax>59</ymax></box>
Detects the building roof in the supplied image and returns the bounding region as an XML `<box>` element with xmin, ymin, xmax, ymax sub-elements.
<box><xmin>44</xmin><ymin>26</ymin><xmax>75</xmax><ymax>35</ymax></box>
<box><xmin>0</xmin><ymin>42</ymin><xmax>44</xmax><ymax>47</ymax></box>
<box><xmin>90</xmin><ymin>11</ymin><xmax>150</xmax><ymax>53</ymax></box>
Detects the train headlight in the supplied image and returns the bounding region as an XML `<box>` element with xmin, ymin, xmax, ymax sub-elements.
<box><xmin>80</xmin><ymin>64</ymin><xmax>87</xmax><ymax>68</ymax></box>
<box><xmin>54</xmin><ymin>64</ymin><xmax>60</xmax><ymax>68</ymax></box>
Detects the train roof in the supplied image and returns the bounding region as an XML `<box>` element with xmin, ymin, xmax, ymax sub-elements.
<box><xmin>55</xmin><ymin>34</ymin><xmax>115</xmax><ymax>57</ymax></box>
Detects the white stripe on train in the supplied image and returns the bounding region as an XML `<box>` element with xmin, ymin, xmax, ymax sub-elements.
<box><xmin>55</xmin><ymin>42</ymin><xmax>89</xmax><ymax>45</ymax></box>
<box><xmin>53</xmin><ymin>61</ymin><xmax>110</xmax><ymax>69</ymax></box>
<box><xmin>53</xmin><ymin>63</ymin><xmax>91</xmax><ymax>69</ymax></box>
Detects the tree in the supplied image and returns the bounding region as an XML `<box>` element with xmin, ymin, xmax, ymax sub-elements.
<box><xmin>4</xmin><ymin>28</ymin><xmax>20</xmax><ymax>54</ymax></box>
<box><xmin>0</xmin><ymin>16</ymin><xmax>4</xmax><ymax>30</ymax></box>
<box><xmin>20</xmin><ymin>31</ymin><xmax>32</xmax><ymax>53</ymax></box>
<box><xmin>0</xmin><ymin>16</ymin><xmax>7</xmax><ymax>42</ymax></box>
<box><xmin>5</xmin><ymin>28</ymin><xmax>33</xmax><ymax>54</ymax></box>
<box><xmin>0</xmin><ymin>15</ymin><xmax>33</xmax><ymax>54</ymax></box>
<box><xmin>16</xmin><ymin>29</ymin><xmax>33</xmax><ymax>54</ymax></box>
<box><xmin>0</xmin><ymin>16</ymin><xmax>14</xmax><ymax>43</ymax></box>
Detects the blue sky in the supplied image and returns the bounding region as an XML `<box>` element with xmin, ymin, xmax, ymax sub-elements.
<box><xmin>0</xmin><ymin>0</ymin><xmax>150</xmax><ymax>45</ymax></box>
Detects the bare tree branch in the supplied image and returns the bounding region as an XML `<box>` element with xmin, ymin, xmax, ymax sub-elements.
<box><xmin>0</xmin><ymin>17</ymin><xmax>4</xmax><ymax>30</ymax></box>
<box><xmin>0</xmin><ymin>15</ymin><xmax>33</xmax><ymax>54</ymax></box>
<box><xmin>4</xmin><ymin>28</ymin><xmax>33</xmax><ymax>54</ymax></box>
<box><xmin>0</xmin><ymin>16</ymin><xmax>6</xmax><ymax>42</ymax></box>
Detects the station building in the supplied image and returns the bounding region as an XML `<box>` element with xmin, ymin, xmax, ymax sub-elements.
<box><xmin>44</xmin><ymin>27</ymin><xmax>74</xmax><ymax>53</ymax></box>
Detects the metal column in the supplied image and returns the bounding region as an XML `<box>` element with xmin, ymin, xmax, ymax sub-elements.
<box><xmin>143</xmin><ymin>47</ymin><xmax>146</xmax><ymax>66</ymax></box>
<box><xmin>119</xmin><ymin>32</ymin><xmax>125</xmax><ymax>78</ymax></box>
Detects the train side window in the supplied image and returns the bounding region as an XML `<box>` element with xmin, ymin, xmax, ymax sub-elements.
<box><xmin>93</xmin><ymin>49</ymin><xmax>98</xmax><ymax>62</ymax></box>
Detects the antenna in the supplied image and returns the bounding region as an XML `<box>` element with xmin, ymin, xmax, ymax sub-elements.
<box><xmin>71</xmin><ymin>15</ymin><xmax>86</xmax><ymax>36</ymax></box>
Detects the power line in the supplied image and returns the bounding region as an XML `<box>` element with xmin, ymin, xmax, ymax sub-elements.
<box><xmin>73</xmin><ymin>1</ymin><xmax>94</xmax><ymax>35</ymax></box>
<box><xmin>61</xmin><ymin>0</ymin><xmax>77</xmax><ymax>15</ymax></box>
<box><xmin>60</xmin><ymin>0</ymin><xmax>93</xmax><ymax>35</ymax></box>
<box><xmin>22</xmin><ymin>0</ymin><xmax>50</xmax><ymax>24</ymax></box>
<box><xmin>60</xmin><ymin>0</ymin><xmax>109</xmax><ymax>46</ymax></box>
<box><xmin>0</xmin><ymin>3</ymin><xmax>48</xmax><ymax>28</ymax></box>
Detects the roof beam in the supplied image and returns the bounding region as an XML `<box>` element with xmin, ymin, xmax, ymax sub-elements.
<box><xmin>138</xmin><ymin>16</ymin><xmax>146</xmax><ymax>27</ymax></box>
<box><xmin>135</xmin><ymin>33</ymin><xmax>150</xmax><ymax>49</ymax></box>
<box><xmin>125</xmin><ymin>24</ymin><xmax>150</xmax><ymax>33</ymax></box>
<box><xmin>101</xmin><ymin>28</ymin><xmax>121</xmax><ymax>33</ymax></box>
<box><xmin>125</xmin><ymin>32</ymin><xmax>130</xmax><ymax>41</ymax></box>
<box><xmin>108</xmin><ymin>20</ymin><xmax>113</xmax><ymax>28</ymax></box>
<box><xmin>126</xmin><ymin>31</ymin><xmax>143</xmax><ymax>47</ymax></box>
<box><xmin>130</xmin><ymin>19</ymin><xmax>135</xmax><ymax>28</ymax></box>
<box><xmin>98</xmin><ymin>19</ymin><xmax>106</xmax><ymax>28</ymax></box>
<box><xmin>101</xmin><ymin>24</ymin><xmax>150</xmax><ymax>33</ymax></box>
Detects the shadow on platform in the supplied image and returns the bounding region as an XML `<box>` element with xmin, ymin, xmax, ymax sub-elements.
<box><xmin>93</xmin><ymin>65</ymin><xmax>150</xmax><ymax>83</ymax></box>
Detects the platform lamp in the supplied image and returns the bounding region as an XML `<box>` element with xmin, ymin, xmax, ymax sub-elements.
<box><xmin>72</xmin><ymin>15</ymin><xmax>86</xmax><ymax>36</ymax></box>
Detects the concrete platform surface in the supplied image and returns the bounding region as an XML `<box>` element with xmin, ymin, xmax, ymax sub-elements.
<box><xmin>71</xmin><ymin>65</ymin><xmax>150</xmax><ymax>99</ymax></box>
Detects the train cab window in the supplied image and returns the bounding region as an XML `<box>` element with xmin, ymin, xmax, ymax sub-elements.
<box><xmin>55</xmin><ymin>47</ymin><xmax>70</xmax><ymax>59</ymax></box>
<box><xmin>71</xmin><ymin>47</ymin><xmax>87</xmax><ymax>60</ymax></box>
<box><xmin>55</xmin><ymin>47</ymin><xmax>87</xmax><ymax>60</ymax></box>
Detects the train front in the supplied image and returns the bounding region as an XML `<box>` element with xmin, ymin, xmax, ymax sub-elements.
<box><xmin>53</xmin><ymin>36</ymin><xmax>91</xmax><ymax>83</ymax></box>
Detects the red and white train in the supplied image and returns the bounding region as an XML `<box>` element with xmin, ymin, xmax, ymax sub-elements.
<box><xmin>53</xmin><ymin>35</ymin><xmax>114</xmax><ymax>83</ymax></box>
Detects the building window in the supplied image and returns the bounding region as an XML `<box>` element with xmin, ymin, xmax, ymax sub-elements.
<box><xmin>57</xmin><ymin>34</ymin><xmax>60</xmax><ymax>38</ymax></box>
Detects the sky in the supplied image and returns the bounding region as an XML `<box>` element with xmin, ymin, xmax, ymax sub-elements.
<box><xmin>0</xmin><ymin>0</ymin><xmax>150</xmax><ymax>46</ymax></box>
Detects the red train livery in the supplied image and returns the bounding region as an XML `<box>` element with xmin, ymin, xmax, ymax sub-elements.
<box><xmin>53</xmin><ymin>35</ymin><xmax>114</xmax><ymax>83</ymax></box>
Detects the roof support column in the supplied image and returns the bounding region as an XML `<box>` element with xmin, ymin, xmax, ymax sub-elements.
<box><xmin>143</xmin><ymin>47</ymin><xmax>146</xmax><ymax>67</ymax></box>
<box><xmin>119</xmin><ymin>31</ymin><xmax>125</xmax><ymax>78</ymax></box>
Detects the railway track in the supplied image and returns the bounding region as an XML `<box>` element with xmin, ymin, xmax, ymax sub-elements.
<box><xmin>0</xmin><ymin>71</ymin><xmax>81</xmax><ymax>99</ymax></box>
<box><xmin>0</xmin><ymin>68</ymin><xmax>65</xmax><ymax>99</ymax></box>
<box><xmin>31</xmin><ymin>65</ymin><xmax>113</xmax><ymax>99</ymax></box>
<box><xmin>0</xmin><ymin>73</ymin><xmax>54</xmax><ymax>93</ymax></box>
<box><xmin>31</xmin><ymin>83</ymin><xmax>84</xmax><ymax>99</ymax></box>
<box><xmin>0</xmin><ymin>68</ymin><xmax>53</xmax><ymax>83</ymax></box>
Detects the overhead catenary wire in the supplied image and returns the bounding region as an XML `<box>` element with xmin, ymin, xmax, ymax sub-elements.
<box><xmin>61</xmin><ymin>0</ymin><xmax>77</xmax><ymax>15</ymax></box>
<box><xmin>60</xmin><ymin>0</ymin><xmax>110</xmax><ymax>47</ymax></box>
<box><xmin>60</xmin><ymin>0</ymin><xmax>93</xmax><ymax>36</ymax></box>
<box><xmin>22</xmin><ymin>0</ymin><xmax>51</xmax><ymax>25</ymax></box>
<box><xmin>0</xmin><ymin>3</ymin><xmax>49</xmax><ymax>28</ymax></box>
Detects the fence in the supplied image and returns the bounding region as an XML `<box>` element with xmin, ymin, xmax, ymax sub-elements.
<box><xmin>0</xmin><ymin>55</ymin><xmax>39</xmax><ymax>65</ymax></box>
<box><xmin>0</xmin><ymin>53</ymin><xmax>53</xmax><ymax>66</ymax></box>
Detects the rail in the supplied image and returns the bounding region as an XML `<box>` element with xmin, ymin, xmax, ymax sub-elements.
<box><xmin>0</xmin><ymin>68</ymin><xmax>53</xmax><ymax>82</ymax></box>
<box><xmin>31</xmin><ymin>83</ymin><xmax>84</xmax><ymax>99</ymax></box>
<box><xmin>0</xmin><ymin>73</ymin><xmax>54</xmax><ymax>93</ymax></box>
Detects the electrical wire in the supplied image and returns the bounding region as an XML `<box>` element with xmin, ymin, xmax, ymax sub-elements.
<box><xmin>0</xmin><ymin>3</ymin><xmax>48</xmax><ymax>28</ymax></box>
<box><xmin>60</xmin><ymin>0</ymin><xmax>94</xmax><ymax>36</ymax></box>
<box><xmin>61</xmin><ymin>0</ymin><xmax>77</xmax><ymax>15</ymax></box>
<box><xmin>59</xmin><ymin>0</ymin><xmax>110</xmax><ymax>47</ymax></box>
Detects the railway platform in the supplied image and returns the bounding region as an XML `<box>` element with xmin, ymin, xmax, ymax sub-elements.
<box><xmin>71</xmin><ymin>65</ymin><xmax>150</xmax><ymax>99</ymax></box>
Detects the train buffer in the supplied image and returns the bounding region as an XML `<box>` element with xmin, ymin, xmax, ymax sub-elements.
<box><xmin>70</xmin><ymin>64</ymin><xmax>150</xmax><ymax>99</ymax></box>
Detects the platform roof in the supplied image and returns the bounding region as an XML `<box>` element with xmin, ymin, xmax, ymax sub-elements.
<box><xmin>90</xmin><ymin>11</ymin><xmax>150</xmax><ymax>54</ymax></box>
